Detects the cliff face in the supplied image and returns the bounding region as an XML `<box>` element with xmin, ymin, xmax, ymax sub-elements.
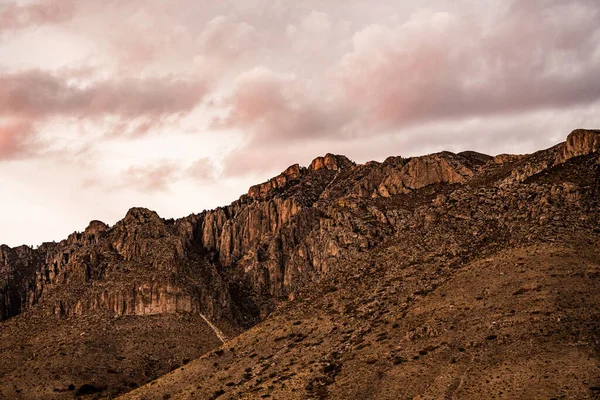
<box><xmin>0</xmin><ymin>207</ymin><xmax>234</xmax><ymax>324</ymax></box>
<box><xmin>561</xmin><ymin>128</ymin><xmax>600</xmax><ymax>161</ymax></box>
<box><xmin>57</xmin><ymin>283</ymin><xmax>199</xmax><ymax>317</ymax></box>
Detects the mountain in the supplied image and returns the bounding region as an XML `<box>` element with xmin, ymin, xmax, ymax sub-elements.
<box><xmin>1</xmin><ymin>129</ymin><xmax>600</xmax><ymax>399</ymax></box>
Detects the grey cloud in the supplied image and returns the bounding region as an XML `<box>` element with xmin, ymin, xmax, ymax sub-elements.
<box><xmin>339</xmin><ymin>1</ymin><xmax>600</xmax><ymax>129</ymax></box>
<box><xmin>0</xmin><ymin>69</ymin><xmax>207</xmax><ymax>121</ymax></box>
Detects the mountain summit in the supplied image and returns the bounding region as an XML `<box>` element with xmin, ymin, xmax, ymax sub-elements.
<box><xmin>1</xmin><ymin>129</ymin><xmax>600</xmax><ymax>399</ymax></box>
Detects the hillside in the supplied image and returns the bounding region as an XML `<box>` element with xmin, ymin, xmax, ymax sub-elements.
<box><xmin>1</xmin><ymin>129</ymin><xmax>600</xmax><ymax>399</ymax></box>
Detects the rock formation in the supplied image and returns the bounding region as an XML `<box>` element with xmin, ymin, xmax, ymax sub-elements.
<box><xmin>1</xmin><ymin>129</ymin><xmax>599</xmax><ymax>399</ymax></box>
<box><xmin>561</xmin><ymin>128</ymin><xmax>600</xmax><ymax>161</ymax></box>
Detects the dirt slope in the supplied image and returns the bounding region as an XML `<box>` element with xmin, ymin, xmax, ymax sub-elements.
<box><xmin>121</xmin><ymin>237</ymin><xmax>600</xmax><ymax>400</ymax></box>
<box><xmin>0</xmin><ymin>312</ymin><xmax>233</xmax><ymax>399</ymax></box>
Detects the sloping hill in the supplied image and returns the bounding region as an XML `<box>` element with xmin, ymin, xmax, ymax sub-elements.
<box><xmin>121</xmin><ymin>241</ymin><xmax>600</xmax><ymax>399</ymax></box>
<box><xmin>121</xmin><ymin>129</ymin><xmax>600</xmax><ymax>399</ymax></box>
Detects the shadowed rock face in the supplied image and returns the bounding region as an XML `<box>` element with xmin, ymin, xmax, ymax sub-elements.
<box><xmin>0</xmin><ymin>245</ymin><xmax>39</xmax><ymax>318</ymax></box>
<box><xmin>1</xmin><ymin>129</ymin><xmax>600</xmax><ymax>399</ymax></box>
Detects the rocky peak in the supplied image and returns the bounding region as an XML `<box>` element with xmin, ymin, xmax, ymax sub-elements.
<box><xmin>247</xmin><ymin>164</ymin><xmax>304</xmax><ymax>200</ymax></box>
<box><xmin>457</xmin><ymin>151</ymin><xmax>494</xmax><ymax>168</ymax></box>
<box><xmin>503</xmin><ymin>129</ymin><xmax>600</xmax><ymax>184</ymax></box>
<box><xmin>80</xmin><ymin>220</ymin><xmax>109</xmax><ymax>244</ymax></box>
<box><xmin>85</xmin><ymin>220</ymin><xmax>108</xmax><ymax>234</ymax></box>
<box><xmin>111</xmin><ymin>207</ymin><xmax>184</xmax><ymax>266</ymax></box>
<box><xmin>493</xmin><ymin>154</ymin><xmax>526</xmax><ymax>165</ymax></box>
<box><xmin>561</xmin><ymin>129</ymin><xmax>600</xmax><ymax>161</ymax></box>
<box><xmin>282</xmin><ymin>163</ymin><xmax>302</xmax><ymax>177</ymax></box>
<box><xmin>374</xmin><ymin>152</ymin><xmax>476</xmax><ymax>198</ymax></box>
<box><xmin>123</xmin><ymin>207</ymin><xmax>162</xmax><ymax>225</ymax></box>
<box><xmin>309</xmin><ymin>154</ymin><xmax>354</xmax><ymax>171</ymax></box>
<box><xmin>246</xmin><ymin>155</ymin><xmax>354</xmax><ymax>201</ymax></box>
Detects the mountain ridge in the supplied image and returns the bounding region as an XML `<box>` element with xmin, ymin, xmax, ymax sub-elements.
<box><xmin>1</xmin><ymin>128</ymin><xmax>599</xmax><ymax>399</ymax></box>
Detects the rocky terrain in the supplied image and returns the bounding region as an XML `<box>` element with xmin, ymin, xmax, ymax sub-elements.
<box><xmin>1</xmin><ymin>129</ymin><xmax>599</xmax><ymax>399</ymax></box>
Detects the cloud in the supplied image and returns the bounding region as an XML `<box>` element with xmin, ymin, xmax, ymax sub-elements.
<box><xmin>0</xmin><ymin>67</ymin><xmax>208</xmax><ymax>162</ymax></box>
<box><xmin>212</xmin><ymin>67</ymin><xmax>350</xmax><ymax>143</ymax></box>
<box><xmin>0</xmin><ymin>68</ymin><xmax>209</xmax><ymax>145</ymax></box>
<box><xmin>110</xmin><ymin>158</ymin><xmax>217</xmax><ymax>193</ymax></box>
<box><xmin>299</xmin><ymin>11</ymin><xmax>332</xmax><ymax>33</ymax></box>
<box><xmin>119</xmin><ymin>161</ymin><xmax>181</xmax><ymax>193</ymax></box>
<box><xmin>192</xmin><ymin>15</ymin><xmax>264</xmax><ymax>80</ymax></box>
<box><xmin>197</xmin><ymin>15</ymin><xmax>258</xmax><ymax>62</ymax></box>
<box><xmin>215</xmin><ymin>0</ymin><xmax>600</xmax><ymax>178</ymax></box>
<box><xmin>0</xmin><ymin>69</ymin><xmax>207</xmax><ymax>121</ymax></box>
<box><xmin>212</xmin><ymin>0</ymin><xmax>600</xmax><ymax>158</ymax></box>
<box><xmin>0</xmin><ymin>0</ymin><xmax>76</xmax><ymax>34</ymax></box>
<box><xmin>339</xmin><ymin>2</ymin><xmax>600</xmax><ymax>128</ymax></box>
<box><xmin>0</xmin><ymin>120</ymin><xmax>38</xmax><ymax>160</ymax></box>
<box><xmin>187</xmin><ymin>157</ymin><xmax>217</xmax><ymax>181</ymax></box>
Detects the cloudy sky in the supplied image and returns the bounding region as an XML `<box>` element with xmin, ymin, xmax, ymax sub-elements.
<box><xmin>1</xmin><ymin>0</ymin><xmax>599</xmax><ymax>246</ymax></box>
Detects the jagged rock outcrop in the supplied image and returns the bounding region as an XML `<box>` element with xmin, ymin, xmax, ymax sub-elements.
<box><xmin>248</xmin><ymin>164</ymin><xmax>303</xmax><ymax>200</ymax></box>
<box><xmin>493</xmin><ymin>153</ymin><xmax>525</xmax><ymax>164</ymax></box>
<box><xmin>111</xmin><ymin>208</ymin><xmax>185</xmax><ymax>268</ymax></box>
<box><xmin>0</xmin><ymin>209</ymin><xmax>235</xmax><ymax>324</ymax></box>
<box><xmin>310</xmin><ymin>153</ymin><xmax>354</xmax><ymax>171</ymax></box>
<box><xmin>375</xmin><ymin>152</ymin><xmax>476</xmax><ymax>197</ymax></box>
<box><xmin>506</xmin><ymin>129</ymin><xmax>600</xmax><ymax>184</ymax></box>
<box><xmin>560</xmin><ymin>128</ymin><xmax>600</xmax><ymax>161</ymax></box>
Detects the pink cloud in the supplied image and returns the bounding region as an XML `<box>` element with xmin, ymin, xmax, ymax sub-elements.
<box><xmin>0</xmin><ymin>120</ymin><xmax>38</xmax><ymax>160</ymax></box>
<box><xmin>0</xmin><ymin>68</ymin><xmax>208</xmax><ymax>161</ymax></box>
<box><xmin>339</xmin><ymin>2</ymin><xmax>600</xmax><ymax>128</ymax></box>
<box><xmin>105</xmin><ymin>158</ymin><xmax>217</xmax><ymax>193</ymax></box>
<box><xmin>213</xmin><ymin>0</ymin><xmax>600</xmax><ymax>153</ymax></box>
<box><xmin>212</xmin><ymin>67</ymin><xmax>349</xmax><ymax>143</ymax></box>
<box><xmin>0</xmin><ymin>0</ymin><xmax>76</xmax><ymax>33</ymax></box>
<box><xmin>0</xmin><ymin>69</ymin><xmax>207</xmax><ymax>121</ymax></box>
<box><xmin>187</xmin><ymin>158</ymin><xmax>216</xmax><ymax>181</ymax></box>
<box><xmin>119</xmin><ymin>161</ymin><xmax>181</xmax><ymax>193</ymax></box>
<box><xmin>197</xmin><ymin>16</ymin><xmax>258</xmax><ymax>62</ymax></box>
<box><xmin>214</xmin><ymin>0</ymin><xmax>600</xmax><ymax>178</ymax></box>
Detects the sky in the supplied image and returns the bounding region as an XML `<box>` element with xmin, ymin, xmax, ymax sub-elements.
<box><xmin>1</xmin><ymin>0</ymin><xmax>599</xmax><ymax>247</ymax></box>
